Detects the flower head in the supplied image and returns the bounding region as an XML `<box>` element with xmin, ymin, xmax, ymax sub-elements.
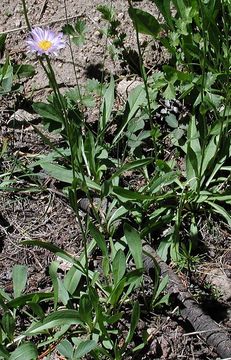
<box><xmin>26</xmin><ymin>27</ymin><xmax>65</xmax><ymax>56</ymax></box>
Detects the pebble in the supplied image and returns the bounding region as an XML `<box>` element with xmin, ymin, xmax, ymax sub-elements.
<box><xmin>160</xmin><ymin>108</ymin><xmax>168</xmax><ymax>114</ymax></box>
<box><xmin>8</xmin><ymin>109</ymin><xmax>38</xmax><ymax>126</ymax></box>
<box><xmin>15</xmin><ymin>19</ymin><xmax>21</xmax><ymax>27</ymax></box>
<box><xmin>164</xmin><ymin>99</ymin><xmax>170</xmax><ymax>108</ymax></box>
<box><xmin>118</xmin><ymin>12</ymin><xmax>125</xmax><ymax>20</ymax></box>
<box><xmin>172</xmin><ymin>106</ymin><xmax>178</xmax><ymax>114</ymax></box>
<box><xmin>94</xmin><ymin>30</ymin><xmax>101</xmax><ymax>38</ymax></box>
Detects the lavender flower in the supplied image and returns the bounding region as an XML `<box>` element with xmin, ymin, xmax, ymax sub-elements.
<box><xmin>26</xmin><ymin>27</ymin><xmax>65</xmax><ymax>56</ymax></box>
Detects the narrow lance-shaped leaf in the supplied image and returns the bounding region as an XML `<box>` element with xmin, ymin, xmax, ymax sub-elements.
<box><xmin>111</xmin><ymin>158</ymin><xmax>153</xmax><ymax>179</ymax></box>
<box><xmin>113</xmin><ymin>85</ymin><xmax>146</xmax><ymax>144</ymax></box>
<box><xmin>112</xmin><ymin>249</ymin><xmax>126</xmax><ymax>285</ymax></box>
<box><xmin>128</xmin><ymin>7</ymin><xmax>161</xmax><ymax>37</ymax></box>
<box><xmin>25</xmin><ymin>309</ymin><xmax>83</xmax><ymax>334</ymax></box>
<box><xmin>89</xmin><ymin>222</ymin><xmax>108</xmax><ymax>256</ymax></box>
<box><xmin>57</xmin><ymin>340</ymin><xmax>74</xmax><ymax>359</ymax></box>
<box><xmin>49</xmin><ymin>261</ymin><xmax>59</xmax><ymax>310</ymax></box>
<box><xmin>151</xmin><ymin>0</ymin><xmax>174</xmax><ymax>29</ymax></box>
<box><xmin>124</xmin><ymin>223</ymin><xmax>143</xmax><ymax>269</ymax></box>
<box><xmin>125</xmin><ymin>301</ymin><xmax>140</xmax><ymax>344</ymax></box>
<box><xmin>74</xmin><ymin>340</ymin><xmax>97</xmax><ymax>358</ymax></box>
<box><xmin>100</xmin><ymin>76</ymin><xmax>115</xmax><ymax>130</ymax></box>
<box><xmin>12</xmin><ymin>265</ymin><xmax>27</xmax><ymax>298</ymax></box>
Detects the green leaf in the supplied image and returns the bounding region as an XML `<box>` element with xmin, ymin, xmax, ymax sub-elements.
<box><xmin>153</xmin><ymin>293</ymin><xmax>170</xmax><ymax>307</ymax></box>
<box><xmin>106</xmin><ymin>312</ymin><xmax>123</xmax><ymax>324</ymax></box>
<box><xmin>40</xmin><ymin>162</ymin><xmax>101</xmax><ymax>191</ymax></box>
<box><xmin>14</xmin><ymin>64</ymin><xmax>35</xmax><ymax>79</ymax></box>
<box><xmin>41</xmin><ymin>162</ymin><xmax>73</xmax><ymax>183</ymax></box>
<box><xmin>127</xmin><ymin>85</ymin><xmax>146</xmax><ymax>122</ymax></box>
<box><xmin>186</xmin><ymin>117</ymin><xmax>201</xmax><ymax>189</ymax></box>
<box><xmin>152</xmin><ymin>0</ymin><xmax>174</xmax><ymax>29</ymax></box>
<box><xmin>128</xmin><ymin>7</ymin><xmax>161</xmax><ymax>36</ymax></box>
<box><xmin>58</xmin><ymin>279</ymin><xmax>70</xmax><ymax>306</ymax></box>
<box><xmin>107</xmin><ymin>206</ymin><xmax>128</xmax><ymax>229</ymax></box>
<box><xmin>187</xmin><ymin>116</ymin><xmax>201</xmax><ymax>154</ymax></box>
<box><xmin>8</xmin><ymin>292</ymin><xmax>53</xmax><ymax>309</ymax></box>
<box><xmin>0</xmin><ymin>344</ymin><xmax>10</xmax><ymax>359</ymax></box>
<box><xmin>207</xmin><ymin>194</ymin><xmax>231</xmax><ymax>203</ymax></box>
<box><xmin>113</xmin><ymin>186</ymin><xmax>154</xmax><ymax>201</ymax></box>
<box><xmin>79</xmin><ymin>294</ymin><xmax>93</xmax><ymax>326</ymax></box>
<box><xmin>122</xmin><ymin>270</ymin><xmax>143</xmax><ymax>298</ymax></box>
<box><xmin>124</xmin><ymin>223</ymin><xmax>143</xmax><ymax>269</ymax></box>
<box><xmin>172</xmin><ymin>127</ymin><xmax>184</xmax><ymax>140</ymax></box>
<box><xmin>9</xmin><ymin>343</ymin><xmax>38</xmax><ymax>360</ymax></box>
<box><xmin>112</xmin><ymin>249</ymin><xmax>126</xmax><ymax>285</ymax></box>
<box><xmin>125</xmin><ymin>301</ymin><xmax>140</xmax><ymax>344</ymax></box>
<box><xmin>28</xmin><ymin>302</ymin><xmax>45</xmax><ymax>319</ymax></box>
<box><xmin>165</xmin><ymin>114</ymin><xmax>178</xmax><ymax>128</ymax></box>
<box><xmin>100</xmin><ymin>76</ymin><xmax>115</xmax><ymax>130</ymax></box>
<box><xmin>21</xmin><ymin>240</ymin><xmax>84</xmax><ymax>273</ymax></box>
<box><xmin>62</xmin><ymin>20</ymin><xmax>87</xmax><ymax>46</ymax></box>
<box><xmin>186</xmin><ymin>146</ymin><xmax>199</xmax><ymax>189</ymax></box>
<box><xmin>32</xmin><ymin>102</ymin><xmax>63</xmax><ymax>123</ymax></box>
<box><xmin>97</xmin><ymin>4</ymin><xmax>115</xmax><ymax>21</ymax></box>
<box><xmin>2</xmin><ymin>312</ymin><xmax>15</xmax><ymax>339</ymax></box>
<box><xmin>152</xmin><ymin>275</ymin><xmax>169</xmax><ymax>305</ymax></box>
<box><xmin>12</xmin><ymin>265</ymin><xmax>27</xmax><ymax>298</ymax></box>
<box><xmin>63</xmin><ymin>265</ymin><xmax>82</xmax><ymax>295</ymax></box>
<box><xmin>149</xmin><ymin>171</ymin><xmax>178</xmax><ymax>193</ymax></box>
<box><xmin>26</xmin><ymin>309</ymin><xmax>83</xmax><ymax>334</ymax></box>
<box><xmin>205</xmin><ymin>154</ymin><xmax>227</xmax><ymax>187</ymax></box>
<box><xmin>89</xmin><ymin>222</ymin><xmax>108</xmax><ymax>256</ymax></box>
<box><xmin>108</xmin><ymin>278</ymin><xmax>126</xmax><ymax>305</ymax></box>
<box><xmin>201</xmin><ymin>135</ymin><xmax>217</xmax><ymax>175</ymax></box>
<box><xmin>0</xmin><ymin>58</ymin><xmax>13</xmax><ymax>93</ymax></box>
<box><xmin>0</xmin><ymin>34</ymin><xmax>7</xmax><ymax>53</ymax></box>
<box><xmin>57</xmin><ymin>339</ymin><xmax>73</xmax><ymax>359</ymax></box>
<box><xmin>206</xmin><ymin>201</ymin><xmax>231</xmax><ymax>227</ymax></box>
<box><xmin>64</xmin><ymin>239</ymin><xmax>96</xmax><ymax>295</ymax></box>
<box><xmin>113</xmin><ymin>85</ymin><xmax>146</xmax><ymax>144</ymax></box>
<box><xmin>74</xmin><ymin>339</ymin><xmax>97</xmax><ymax>358</ymax></box>
<box><xmin>49</xmin><ymin>261</ymin><xmax>59</xmax><ymax>310</ymax></box>
<box><xmin>163</xmin><ymin>82</ymin><xmax>176</xmax><ymax>99</ymax></box>
<box><xmin>111</xmin><ymin>158</ymin><xmax>153</xmax><ymax>179</ymax></box>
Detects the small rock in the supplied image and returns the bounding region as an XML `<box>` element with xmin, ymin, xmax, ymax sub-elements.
<box><xmin>164</xmin><ymin>100</ymin><xmax>170</xmax><ymax>108</ymax></box>
<box><xmin>94</xmin><ymin>30</ymin><xmax>101</xmax><ymax>38</ymax></box>
<box><xmin>15</xmin><ymin>19</ymin><xmax>21</xmax><ymax>27</ymax></box>
<box><xmin>8</xmin><ymin>109</ymin><xmax>39</xmax><ymax>126</ymax></box>
<box><xmin>117</xmin><ymin>79</ymin><xmax>142</xmax><ymax>98</ymax></box>
<box><xmin>206</xmin><ymin>268</ymin><xmax>231</xmax><ymax>301</ymax></box>
<box><xmin>160</xmin><ymin>108</ymin><xmax>168</xmax><ymax>114</ymax></box>
<box><xmin>118</xmin><ymin>12</ymin><xmax>124</xmax><ymax>20</ymax></box>
<box><xmin>172</xmin><ymin>106</ymin><xmax>179</xmax><ymax>114</ymax></box>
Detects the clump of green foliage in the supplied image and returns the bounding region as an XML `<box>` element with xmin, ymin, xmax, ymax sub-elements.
<box><xmin>0</xmin><ymin>0</ymin><xmax>230</xmax><ymax>358</ymax></box>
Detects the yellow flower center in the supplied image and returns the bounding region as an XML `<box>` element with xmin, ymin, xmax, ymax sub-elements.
<box><xmin>38</xmin><ymin>40</ymin><xmax>52</xmax><ymax>51</ymax></box>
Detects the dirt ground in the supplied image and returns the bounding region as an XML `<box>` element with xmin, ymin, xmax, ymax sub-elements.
<box><xmin>0</xmin><ymin>0</ymin><xmax>231</xmax><ymax>359</ymax></box>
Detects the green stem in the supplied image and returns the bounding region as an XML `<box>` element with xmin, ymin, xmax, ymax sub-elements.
<box><xmin>196</xmin><ymin>0</ymin><xmax>208</xmax><ymax>194</ymax></box>
<box><xmin>63</xmin><ymin>0</ymin><xmax>84</xmax><ymax>109</ymax></box>
<box><xmin>96</xmin><ymin>0</ymin><xmax>113</xmax><ymax>144</ymax></box>
<box><xmin>21</xmin><ymin>0</ymin><xmax>31</xmax><ymax>31</ymax></box>
<box><xmin>127</xmin><ymin>0</ymin><xmax>156</xmax><ymax>159</ymax></box>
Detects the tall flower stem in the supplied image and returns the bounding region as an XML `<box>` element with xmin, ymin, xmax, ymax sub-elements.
<box><xmin>127</xmin><ymin>0</ymin><xmax>157</xmax><ymax>159</ymax></box>
<box><xmin>21</xmin><ymin>0</ymin><xmax>92</xmax><ymax>284</ymax></box>
<box><xmin>21</xmin><ymin>0</ymin><xmax>31</xmax><ymax>31</ymax></box>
